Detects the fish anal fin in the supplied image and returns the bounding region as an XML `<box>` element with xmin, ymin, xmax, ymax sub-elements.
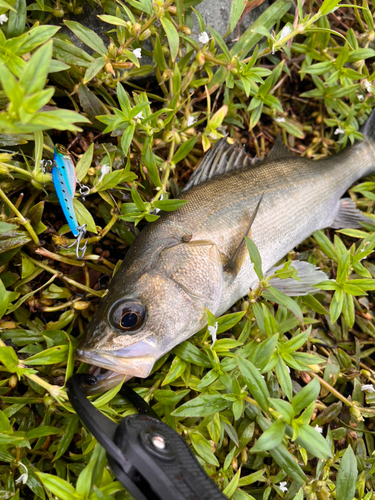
<box><xmin>267</xmin><ymin>136</ymin><xmax>295</xmax><ymax>161</ymax></box>
<box><xmin>266</xmin><ymin>261</ymin><xmax>327</xmax><ymax>296</ymax></box>
<box><xmin>330</xmin><ymin>197</ymin><xmax>370</xmax><ymax>229</ymax></box>
<box><xmin>224</xmin><ymin>196</ymin><xmax>263</xmax><ymax>278</ymax></box>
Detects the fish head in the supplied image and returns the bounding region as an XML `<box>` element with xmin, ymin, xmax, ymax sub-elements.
<box><xmin>77</xmin><ymin>235</ymin><xmax>223</xmax><ymax>379</ymax></box>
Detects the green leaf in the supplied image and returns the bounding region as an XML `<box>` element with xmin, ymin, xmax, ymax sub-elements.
<box><xmin>54</xmin><ymin>416</ymin><xmax>79</xmax><ymax>461</ymax></box>
<box><xmin>153</xmin><ymin>199</ymin><xmax>188</xmax><ymax>212</ymax></box>
<box><xmin>36</xmin><ymin>472</ymin><xmax>80</xmax><ymax>500</ymax></box>
<box><xmin>296</xmin><ymin>424</ymin><xmax>332</xmax><ymax>459</ymax></box>
<box><xmin>275</xmin><ymin>358</ymin><xmax>293</xmax><ymax>400</ymax></box>
<box><xmin>291</xmin><ymin>377</ymin><xmax>320</xmax><ymax>415</ymax></box>
<box><xmin>75</xmin><ymin>144</ymin><xmax>93</xmax><ymax>182</ymax></box>
<box><xmin>238</xmin><ymin>356</ymin><xmax>270</xmax><ymax>411</ymax></box>
<box><xmin>20</xmin><ymin>41</ymin><xmax>53</xmax><ymax>95</ymax></box>
<box><xmin>0</xmin><ymin>346</ymin><xmax>19</xmax><ymax>372</ymax></box>
<box><xmin>8</xmin><ymin>0</ymin><xmax>27</xmax><ymax>38</ymax></box>
<box><xmin>337</xmin><ymin>251</ymin><xmax>350</xmax><ymax>285</ymax></box>
<box><xmin>143</xmin><ymin>147</ymin><xmax>162</xmax><ymax>188</ymax></box>
<box><xmin>226</xmin><ymin>0</ymin><xmax>248</xmax><ymax>35</ymax></box>
<box><xmin>0</xmin><ymin>279</ymin><xmax>9</xmax><ymax>320</ymax></box>
<box><xmin>64</xmin><ymin>21</ymin><xmax>107</xmax><ymax>56</ymax></box>
<box><xmin>26</xmin><ymin>427</ymin><xmax>64</xmax><ymax>440</ymax></box>
<box><xmin>313</xmin><ymin>230</ymin><xmax>337</xmax><ymax>261</ymax></box>
<box><xmin>172</xmin><ymin>136</ymin><xmax>198</xmax><ymax>164</ymax></box>
<box><xmin>73</xmin><ymin>199</ymin><xmax>97</xmax><ymax>233</ymax></box>
<box><xmin>251</xmin><ymin>418</ymin><xmax>286</xmax><ymax>452</ymax></box>
<box><xmin>160</xmin><ymin>17</ymin><xmax>179</xmax><ymax>62</ymax></box>
<box><xmin>208</xmin><ymin>26</ymin><xmax>231</xmax><ymax>61</ymax></box>
<box><xmin>121</xmin><ymin>122</ymin><xmax>135</xmax><ymax>156</ymax></box>
<box><xmin>23</xmin><ymin>345</ymin><xmax>69</xmax><ymax>365</ymax></box>
<box><xmin>217</xmin><ymin>311</ymin><xmax>246</xmax><ymax>333</ymax></box>
<box><xmin>76</xmin><ymin>458</ymin><xmax>97</xmax><ymax>497</ymax></box>
<box><xmin>262</xmin><ymin>287</ymin><xmax>303</xmax><ymax>322</ymax></box>
<box><xmin>336</xmin><ymin>445</ymin><xmax>357</xmax><ymax>500</ymax></box>
<box><xmin>172</xmin><ymin>394</ymin><xmax>229</xmax><ymax>417</ymax></box>
<box><xmin>83</xmin><ymin>57</ymin><xmax>106</xmax><ymax>83</ymax></box>
<box><xmin>173</xmin><ymin>341</ymin><xmax>211</xmax><ymax>367</ymax></box>
<box><xmin>269</xmin><ymin>398</ymin><xmax>295</xmax><ymax>424</ymax></box>
<box><xmin>245</xmin><ymin>236</ymin><xmax>263</xmax><ymax>280</ymax></box>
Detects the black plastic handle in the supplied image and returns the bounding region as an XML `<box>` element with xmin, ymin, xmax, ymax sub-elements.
<box><xmin>66</xmin><ymin>375</ymin><xmax>227</xmax><ymax>500</ymax></box>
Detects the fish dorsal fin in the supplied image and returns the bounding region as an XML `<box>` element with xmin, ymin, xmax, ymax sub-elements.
<box><xmin>182</xmin><ymin>138</ymin><xmax>258</xmax><ymax>191</ymax></box>
<box><xmin>224</xmin><ymin>196</ymin><xmax>263</xmax><ymax>278</ymax></box>
<box><xmin>267</xmin><ymin>136</ymin><xmax>295</xmax><ymax>161</ymax></box>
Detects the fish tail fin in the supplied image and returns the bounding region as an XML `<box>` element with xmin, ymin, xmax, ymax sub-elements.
<box><xmin>361</xmin><ymin>107</ymin><xmax>375</xmax><ymax>145</ymax></box>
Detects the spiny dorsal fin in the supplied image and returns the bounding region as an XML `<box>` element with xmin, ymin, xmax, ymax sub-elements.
<box><xmin>182</xmin><ymin>138</ymin><xmax>258</xmax><ymax>191</ymax></box>
<box><xmin>224</xmin><ymin>196</ymin><xmax>263</xmax><ymax>278</ymax></box>
<box><xmin>267</xmin><ymin>136</ymin><xmax>295</xmax><ymax>161</ymax></box>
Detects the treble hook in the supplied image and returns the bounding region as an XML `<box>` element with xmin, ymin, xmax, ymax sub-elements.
<box><xmin>60</xmin><ymin>224</ymin><xmax>88</xmax><ymax>260</ymax></box>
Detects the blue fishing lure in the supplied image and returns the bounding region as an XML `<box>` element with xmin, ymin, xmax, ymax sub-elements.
<box><xmin>52</xmin><ymin>144</ymin><xmax>89</xmax><ymax>259</ymax></box>
<box><xmin>53</xmin><ymin>144</ymin><xmax>80</xmax><ymax>237</ymax></box>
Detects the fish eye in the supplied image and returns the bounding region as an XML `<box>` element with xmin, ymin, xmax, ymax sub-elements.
<box><xmin>109</xmin><ymin>300</ymin><xmax>146</xmax><ymax>333</ymax></box>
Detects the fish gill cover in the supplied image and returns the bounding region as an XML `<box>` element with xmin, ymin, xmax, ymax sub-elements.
<box><xmin>0</xmin><ymin>0</ymin><xmax>375</xmax><ymax>498</ymax></box>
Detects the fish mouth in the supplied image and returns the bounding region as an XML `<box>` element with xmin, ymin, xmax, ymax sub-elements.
<box><xmin>76</xmin><ymin>340</ymin><xmax>159</xmax><ymax>378</ymax></box>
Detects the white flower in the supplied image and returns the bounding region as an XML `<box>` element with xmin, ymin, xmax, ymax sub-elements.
<box><xmin>275</xmin><ymin>117</ymin><xmax>285</xmax><ymax>123</ymax></box>
<box><xmin>15</xmin><ymin>463</ymin><xmax>28</xmax><ymax>485</ymax></box>
<box><xmin>199</xmin><ymin>31</ymin><xmax>210</xmax><ymax>44</ymax></box>
<box><xmin>279</xmin><ymin>25</ymin><xmax>292</xmax><ymax>41</ymax></box>
<box><xmin>132</xmin><ymin>48</ymin><xmax>142</xmax><ymax>59</ymax></box>
<box><xmin>358</xmin><ymin>94</ymin><xmax>364</xmax><ymax>102</ymax></box>
<box><xmin>0</xmin><ymin>14</ymin><xmax>8</xmax><ymax>24</ymax></box>
<box><xmin>334</xmin><ymin>127</ymin><xmax>344</xmax><ymax>135</ymax></box>
<box><xmin>314</xmin><ymin>425</ymin><xmax>323</xmax><ymax>434</ymax></box>
<box><xmin>187</xmin><ymin>115</ymin><xmax>197</xmax><ymax>127</ymax></box>
<box><xmin>98</xmin><ymin>164</ymin><xmax>110</xmax><ymax>183</ymax></box>
<box><xmin>134</xmin><ymin>111</ymin><xmax>143</xmax><ymax>120</ymax></box>
<box><xmin>209</xmin><ymin>131</ymin><xmax>218</xmax><ymax>139</ymax></box>
<box><xmin>279</xmin><ymin>481</ymin><xmax>288</xmax><ymax>493</ymax></box>
<box><xmin>361</xmin><ymin>384</ymin><xmax>375</xmax><ymax>393</ymax></box>
<box><xmin>364</xmin><ymin>80</ymin><xmax>373</xmax><ymax>93</ymax></box>
<box><xmin>208</xmin><ymin>322</ymin><xmax>218</xmax><ymax>348</ymax></box>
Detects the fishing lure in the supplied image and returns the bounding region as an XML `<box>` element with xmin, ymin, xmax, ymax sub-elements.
<box><xmin>52</xmin><ymin>144</ymin><xmax>90</xmax><ymax>259</ymax></box>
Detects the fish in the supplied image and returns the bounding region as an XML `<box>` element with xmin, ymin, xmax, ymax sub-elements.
<box><xmin>53</xmin><ymin>144</ymin><xmax>79</xmax><ymax>237</ymax></box>
<box><xmin>76</xmin><ymin>110</ymin><xmax>375</xmax><ymax>390</ymax></box>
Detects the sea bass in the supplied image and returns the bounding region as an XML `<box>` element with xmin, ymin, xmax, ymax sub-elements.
<box><xmin>77</xmin><ymin>112</ymin><xmax>375</xmax><ymax>388</ymax></box>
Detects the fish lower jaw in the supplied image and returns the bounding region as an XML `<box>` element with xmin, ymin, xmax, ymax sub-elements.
<box><xmin>76</xmin><ymin>348</ymin><xmax>155</xmax><ymax>378</ymax></box>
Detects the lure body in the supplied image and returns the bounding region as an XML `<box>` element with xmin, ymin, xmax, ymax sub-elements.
<box><xmin>53</xmin><ymin>145</ymin><xmax>79</xmax><ymax>237</ymax></box>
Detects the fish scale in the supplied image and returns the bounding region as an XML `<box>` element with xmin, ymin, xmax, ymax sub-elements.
<box><xmin>77</xmin><ymin>111</ymin><xmax>375</xmax><ymax>391</ymax></box>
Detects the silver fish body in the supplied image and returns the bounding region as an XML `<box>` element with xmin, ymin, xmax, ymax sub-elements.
<box><xmin>77</xmin><ymin>114</ymin><xmax>375</xmax><ymax>385</ymax></box>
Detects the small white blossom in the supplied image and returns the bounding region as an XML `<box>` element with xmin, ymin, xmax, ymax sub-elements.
<box><xmin>279</xmin><ymin>25</ymin><xmax>292</xmax><ymax>41</ymax></box>
<box><xmin>358</xmin><ymin>94</ymin><xmax>364</xmax><ymax>102</ymax></box>
<box><xmin>208</xmin><ymin>322</ymin><xmax>218</xmax><ymax>348</ymax></box>
<box><xmin>199</xmin><ymin>31</ymin><xmax>210</xmax><ymax>44</ymax></box>
<box><xmin>364</xmin><ymin>79</ymin><xmax>373</xmax><ymax>93</ymax></box>
<box><xmin>15</xmin><ymin>463</ymin><xmax>28</xmax><ymax>485</ymax></box>
<box><xmin>314</xmin><ymin>425</ymin><xmax>323</xmax><ymax>434</ymax></box>
<box><xmin>334</xmin><ymin>127</ymin><xmax>344</xmax><ymax>135</ymax></box>
<box><xmin>275</xmin><ymin>117</ymin><xmax>285</xmax><ymax>123</ymax></box>
<box><xmin>0</xmin><ymin>14</ymin><xmax>8</xmax><ymax>24</ymax></box>
<box><xmin>361</xmin><ymin>384</ymin><xmax>375</xmax><ymax>393</ymax></box>
<box><xmin>279</xmin><ymin>481</ymin><xmax>288</xmax><ymax>493</ymax></box>
<box><xmin>187</xmin><ymin>115</ymin><xmax>197</xmax><ymax>127</ymax></box>
<box><xmin>134</xmin><ymin>111</ymin><xmax>143</xmax><ymax>120</ymax></box>
<box><xmin>132</xmin><ymin>48</ymin><xmax>142</xmax><ymax>59</ymax></box>
<box><xmin>209</xmin><ymin>131</ymin><xmax>218</xmax><ymax>139</ymax></box>
<box><xmin>98</xmin><ymin>164</ymin><xmax>110</xmax><ymax>183</ymax></box>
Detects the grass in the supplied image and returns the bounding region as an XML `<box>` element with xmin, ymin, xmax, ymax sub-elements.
<box><xmin>1</xmin><ymin>0</ymin><xmax>375</xmax><ymax>498</ymax></box>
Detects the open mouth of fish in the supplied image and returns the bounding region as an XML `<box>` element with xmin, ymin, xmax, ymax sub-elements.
<box><xmin>76</xmin><ymin>340</ymin><xmax>161</xmax><ymax>392</ymax></box>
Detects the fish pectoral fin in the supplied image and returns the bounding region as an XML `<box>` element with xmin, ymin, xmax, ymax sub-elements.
<box><xmin>330</xmin><ymin>197</ymin><xmax>371</xmax><ymax>229</ymax></box>
<box><xmin>266</xmin><ymin>261</ymin><xmax>328</xmax><ymax>296</ymax></box>
<box><xmin>267</xmin><ymin>136</ymin><xmax>295</xmax><ymax>161</ymax></box>
<box><xmin>224</xmin><ymin>196</ymin><xmax>263</xmax><ymax>278</ymax></box>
